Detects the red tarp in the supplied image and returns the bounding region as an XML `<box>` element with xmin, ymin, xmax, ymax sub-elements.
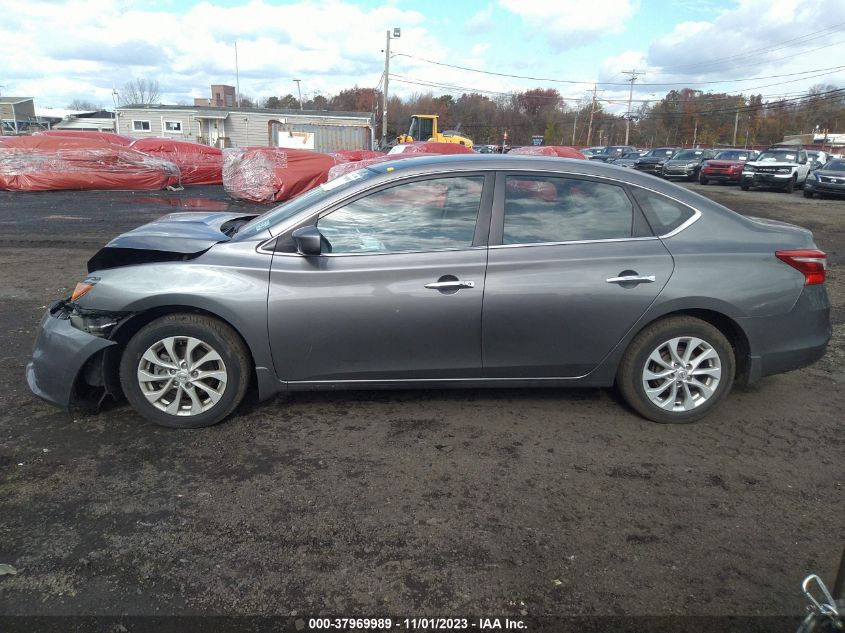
<box><xmin>130</xmin><ymin>138</ymin><xmax>224</xmax><ymax>185</ymax></box>
<box><xmin>508</xmin><ymin>145</ymin><xmax>586</xmax><ymax>159</ymax></box>
<box><xmin>329</xmin><ymin>149</ymin><xmax>384</xmax><ymax>162</ymax></box>
<box><xmin>36</xmin><ymin>130</ymin><xmax>134</xmax><ymax>146</ymax></box>
<box><xmin>389</xmin><ymin>142</ymin><xmax>477</xmax><ymax>155</ymax></box>
<box><xmin>223</xmin><ymin>147</ymin><xmax>342</xmax><ymax>203</ymax></box>
<box><xmin>0</xmin><ymin>135</ymin><xmax>180</xmax><ymax>191</ymax></box>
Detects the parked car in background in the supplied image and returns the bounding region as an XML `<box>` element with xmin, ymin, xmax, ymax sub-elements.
<box><xmin>580</xmin><ymin>146</ymin><xmax>606</xmax><ymax>158</ymax></box>
<box><xmin>741</xmin><ymin>146</ymin><xmax>811</xmax><ymax>193</ymax></box>
<box><xmin>609</xmin><ymin>151</ymin><xmax>644</xmax><ymax>168</ymax></box>
<box><xmin>27</xmin><ymin>155</ymin><xmax>830</xmax><ymax>428</ymax></box>
<box><xmin>699</xmin><ymin>149</ymin><xmax>759</xmax><ymax>185</ymax></box>
<box><xmin>804</xmin><ymin>157</ymin><xmax>845</xmax><ymax>198</ymax></box>
<box><xmin>633</xmin><ymin>147</ymin><xmax>681</xmax><ymax>175</ymax></box>
<box><xmin>589</xmin><ymin>145</ymin><xmax>637</xmax><ymax>162</ymax></box>
<box><xmin>805</xmin><ymin>150</ymin><xmax>829</xmax><ymax>169</ymax></box>
<box><xmin>660</xmin><ymin>149</ymin><xmax>718</xmax><ymax>181</ymax></box>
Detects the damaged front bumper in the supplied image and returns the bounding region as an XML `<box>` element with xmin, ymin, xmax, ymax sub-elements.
<box><xmin>26</xmin><ymin>300</ymin><xmax>122</xmax><ymax>409</ymax></box>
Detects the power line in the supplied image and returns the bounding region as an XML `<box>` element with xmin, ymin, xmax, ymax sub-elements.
<box><xmin>392</xmin><ymin>52</ymin><xmax>845</xmax><ymax>87</ymax></box>
<box><xmin>389</xmin><ymin>72</ymin><xmax>845</xmax><ymax>106</ymax></box>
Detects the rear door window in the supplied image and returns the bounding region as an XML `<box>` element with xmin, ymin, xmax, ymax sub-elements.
<box><xmin>502</xmin><ymin>175</ymin><xmax>633</xmax><ymax>245</ymax></box>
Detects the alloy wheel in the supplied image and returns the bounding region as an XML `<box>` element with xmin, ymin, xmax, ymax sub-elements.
<box><xmin>641</xmin><ymin>336</ymin><xmax>722</xmax><ymax>412</ymax></box>
<box><xmin>136</xmin><ymin>336</ymin><xmax>228</xmax><ymax>416</ymax></box>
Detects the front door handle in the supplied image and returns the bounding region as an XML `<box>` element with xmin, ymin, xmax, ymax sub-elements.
<box><xmin>425</xmin><ymin>280</ymin><xmax>475</xmax><ymax>290</ymax></box>
<box><xmin>606</xmin><ymin>275</ymin><xmax>655</xmax><ymax>284</ymax></box>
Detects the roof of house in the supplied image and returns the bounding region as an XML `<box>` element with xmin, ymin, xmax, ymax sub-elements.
<box><xmin>0</xmin><ymin>97</ymin><xmax>34</xmax><ymax>105</ymax></box>
<box><xmin>116</xmin><ymin>103</ymin><xmax>372</xmax><ymax>119</ymax></box>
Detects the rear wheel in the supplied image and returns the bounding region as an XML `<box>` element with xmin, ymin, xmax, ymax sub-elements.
<box><xmin>617</xmin><ymin>316</ymin><xmax>735</xmax><ymax>424</ymax></box>
<box><xmin>120</xmin><ymin>313</ymin><xmax>251</xmax><ymax>428</ymax></box>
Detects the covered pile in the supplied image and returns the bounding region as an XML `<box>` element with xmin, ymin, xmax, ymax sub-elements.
<box><xmin>0</xmin><ymin>135</ymin><xmax>181</xmax><ymax>192</ymax></box>
<box><xmin>223</xmin><ymin>147</ymin><xmax>341</xmax><ymax>203</ymax></box>
<box><xmin>130</xmin><ymin>138</ymin><xmax>224</xmax><ymax>185</ymax></box>
<box><xmin>36</xmin><ymin>130</ymin><xmax>134</xmax><ymax>146</ymax></box>
<box><xmin>388</xmin><ymin>142</ymin><xmax>477</xmax><ymax>156</ymax></box>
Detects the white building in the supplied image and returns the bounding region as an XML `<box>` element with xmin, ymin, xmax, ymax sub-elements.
<box><xmin>115</xmin><ymin>104</ymin><xmax>375</xmax><ymax>151</ymax></box>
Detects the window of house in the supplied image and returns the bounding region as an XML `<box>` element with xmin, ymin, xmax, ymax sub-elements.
<box><xmin>502</xmin><ymin>176</ymin><xmax>633</xmax><ymax>245</ymax></box>
<box><xmin>225</xmin><ymin>94</ymin><xmax>234</xmax><ymax>106</ymax></box>
<box><xmin>164</xmin><ymin>120</ymin><xmax>183</xmax><ymax>133</ymax></box>
<box><xmin>132</xmin><ymin>120</ymin><xmax>151</xmax><ymax>132</ymax></box>
<box><xmin>317</xmin><ymin>176</ymin><xmax>485</xmax><ymax>254</ymax></box>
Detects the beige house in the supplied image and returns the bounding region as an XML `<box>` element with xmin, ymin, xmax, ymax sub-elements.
<box><xmin>0</xmin><ymin>97</ymin><xmax>37</xmax><ymax>134</ymax></box>
<box><xmin>115</xmin><ymin>104</ymin><xmax>374</xmax><ymax>151</ymax></box>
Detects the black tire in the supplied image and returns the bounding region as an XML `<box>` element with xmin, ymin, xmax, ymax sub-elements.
<box><xmin>119</xmin><ymin>313</ymin><xmax>251</xmax><ymax>428</ymax></box>
<box><xmin>699</xmin><ymin>175</ymin><xmax>709</xmax><ymax>185</ymax></box>
<box><xmin>616</xmin><ymin>316</ymin><xmax>736</xmax><ymax>424</ymax></box>
<box><xmin>740</xmin><ymin>181</ymin><xmax>750</xmax><ymax>191</ymax></box>
<box><xmin>784</xmin><ymin>176</ymin><xmax>795</xmax><ymax>194</ymax></box>
<box><xmin>803</xmin><ymin>189</ymin><xmax>814</xmax><ymax>198</ymax></box>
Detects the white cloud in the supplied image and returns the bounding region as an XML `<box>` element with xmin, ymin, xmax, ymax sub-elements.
<box><xmin>0</xmin><ymin>0</ymin><xmax>441</xmax><ymax>107</ymax></box>
<box><xmin>498</xmin><ymin>0</ymin><xmax>638</xmax><ymax>50</ymax></box>
<box><xmin>465</xmin><ymin>4</ymin><xmax>494</xmax><ymax>34</ymax></box>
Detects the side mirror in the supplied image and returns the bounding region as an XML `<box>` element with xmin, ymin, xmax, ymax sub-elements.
<box><xmin>292</xmin><ymin>225</ymin><xmax>324</xmax><ymax>256</ymax></box>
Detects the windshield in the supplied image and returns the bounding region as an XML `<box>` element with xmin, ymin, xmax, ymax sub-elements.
<box><xmin>756</xmin><ymin>151</ymin><xmax>797</xmax><ymax>162</ymax></box>
<box><xmin>581</xmin><ymin>148</ymin><xmax>603</xmax><ymax>156</ymax></box>
<box><xmin>714</xmin><ymin>151</ymin><xmax>752</xmax><ymax>161</ymax></box>
<box><xmin>646</xmin><ymin>148</ymin><xmax>676</xmax><ymax>157</ymax></box>
<box><xmin>236</xmin><ymin>168</ymin><xmax>378</xmax><ymax>237</ymax></box>
<box><xmin>621</xmin><ymin>152</ymin><xmax>641</xmax><ymax>159</ymax></box>
<box><xmin>673</xmin><ymin>150</ymin><xmax>703</xmax><ymax>160</ymax></box>
<box><xmin>824</xmin><ymin>159</ymin><xmax>845</xmax><ymax>171</ymax></box>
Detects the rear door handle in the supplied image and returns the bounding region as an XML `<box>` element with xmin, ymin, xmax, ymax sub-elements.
<box><xmin>425</xmin><ymin>280</ymin><xmax>475</xmax><ymax>290</ymax></box>
<box><xmin>606</xmin><ymin>275</ymin><xmax>656</xmax><ymax>284</ymax></box>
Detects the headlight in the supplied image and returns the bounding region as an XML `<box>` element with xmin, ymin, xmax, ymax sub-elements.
<box><xmin>744</xmin><ymin>165</ymin><xmax>756</xmax><ymax>173</ymax></box>
<box><xmin>777</xmin><ymin>167</ymin><xmax>793</xmax><ymax>174</ymax></box>
<box><xmin>68</xmin><ymin>308</ymin><xmax>129</xmax><ymax>338</ymax></box>
<box><xmin>686</xmin><ymin>162</ymin><xmax>698</xmax><ymax>167</ymax></box>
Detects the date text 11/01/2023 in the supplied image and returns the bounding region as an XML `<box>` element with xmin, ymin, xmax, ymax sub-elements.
<box><xmin>308</xmin><ymin>618</ymin><xmax>527</xmax><ymax>630</ymax></box>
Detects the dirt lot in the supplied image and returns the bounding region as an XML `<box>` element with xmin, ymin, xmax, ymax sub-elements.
<box><xmin>0</xmin><ymin>182</ymin><xmax>842</xmax><ymax>623</ymax></box>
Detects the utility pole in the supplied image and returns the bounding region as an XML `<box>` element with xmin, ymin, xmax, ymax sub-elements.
<box><xmin>732</xmin><ymin>110</ymin><xmax>739</xmax><ymax>146</ymax></box>
<box><xmin>235</xmin><ymin>41</ymin><xmax>240</xmax><ymax>108</ymax></box>
<box><xmin>572</xmin><ymin>109</ymin><xmax>578</xmax><ymax>145</ymax></box>
<box><xmin>293</xmin><ymin>79</ymin><xmax>303</xmax><ymax>110</ymax></box>
<box><xmin>586</xmin><ymin>85</ymin><xmax>598</xmax><ymax>146</ymax></box>
<box><xmin>381</xmin><ymin>27</ymin><xmax>400</xmax><ymax>149</ymax></box>
<box><xmin>622</xmin><ymin>69</ymin><xmax>644</xmax><ymax>145</ymax></box>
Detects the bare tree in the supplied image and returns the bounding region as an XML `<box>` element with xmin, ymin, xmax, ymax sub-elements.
<box><xmin>67</xmin><ymin>99</ymin><xmax>99</xmax><ymax>110</ymax></box>
<box><xmin>119</xmin><ymin>79</ymin><xmax>161</xmax><ymax>106</ymax></box>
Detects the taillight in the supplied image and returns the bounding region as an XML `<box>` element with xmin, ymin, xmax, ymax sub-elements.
<box><xmin>776</xmin><ymin>250</ymin><xmax>826</xmax><ymax>285</ymax></box>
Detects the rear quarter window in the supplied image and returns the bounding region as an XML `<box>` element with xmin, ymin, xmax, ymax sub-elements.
<box><xmin>631</xmin><ymin>188</ymin><xmax>695</xmax><ymax>236</ymax></box>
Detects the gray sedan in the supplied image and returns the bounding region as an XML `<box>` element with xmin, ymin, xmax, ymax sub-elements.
<box><xmin>27</xmin><ymin>155</ymin><xmax>831</xmax><ymax>427</ymax></box>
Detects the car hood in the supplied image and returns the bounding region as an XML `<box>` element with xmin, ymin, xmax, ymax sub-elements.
<box><xmin>705</xmin><ymin>160</ymin><xmax>744</xmax><ymax>167</ymax></box>
<box><xmin>815</xmin><ymin>169</ymin><xmax>845</xmax><ymax>178</ymax></box>
<box><xmin>747</xmin><ymin>161</ymin><xmax>796</xmax><ymax>168</ymax></box>
<box><xmin>665</xmin><ymin>159</ymin><xmax>699</xmax><ymax>165</ymax></box>
<box><xmin>637</xmin><ymin>156</ymin><xmax>669</xmax><ymax>163</ymax></box>
<box><xmin>87</xmin><ymin>211</ymin><xmax>259</xmax><ymax>272</ymax></box>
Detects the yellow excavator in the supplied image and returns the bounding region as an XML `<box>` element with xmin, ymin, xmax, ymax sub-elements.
<box><xmin>397</xmin><ymin>114</ymin><xmax>474</xmax><ymax>147</ymax></box>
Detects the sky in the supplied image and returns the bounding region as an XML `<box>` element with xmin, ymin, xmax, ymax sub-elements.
<box><xmin>1</xmin><ymin>0</ymin><xmax>844</xmax><ymax>115</ymax></box>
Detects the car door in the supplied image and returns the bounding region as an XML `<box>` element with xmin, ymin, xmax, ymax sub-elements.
<box><xmin>482</xmin><ymin>172</ymin><xmax>674</xmax><ymax>378</ymax></box>
<box><xmin>267</xmin><ymin>173</ymin><xmax>493</xmax><ymax>383</ymax></box>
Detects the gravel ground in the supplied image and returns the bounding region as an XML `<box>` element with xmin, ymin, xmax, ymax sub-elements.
<box><xmin>0</xmin><ymin>182</ymin><xmax>842</xmax><ymax>621</ymax></box>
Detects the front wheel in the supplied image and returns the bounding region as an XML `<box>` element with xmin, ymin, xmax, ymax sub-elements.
<box><xmin>784</xmin><ymin>176</ymin><xmax>795</xmax><ymax>193</ymax></box>
<box><xmin>740</xmin><ymin>181</ymin><xmax>750</xmax><ymax>191</ymax></box>
<box><xmin>699</xmin><ymin>175</ymin><xmax>709</xmax><ymax>185</ymax></box>
<box><xmin>119</xmin><ymin>313</ymin><xmax>251</xmax><ymax>428</ymax></box>
<box><xmin>804</xmin><ymin>189</ymin><xmax>814</xmax><ymax>198</ymax></box>
<box><xmin>616</xmin><ymin>316</ymin><xmax>736</xmax><ymax>424</ymax></box>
